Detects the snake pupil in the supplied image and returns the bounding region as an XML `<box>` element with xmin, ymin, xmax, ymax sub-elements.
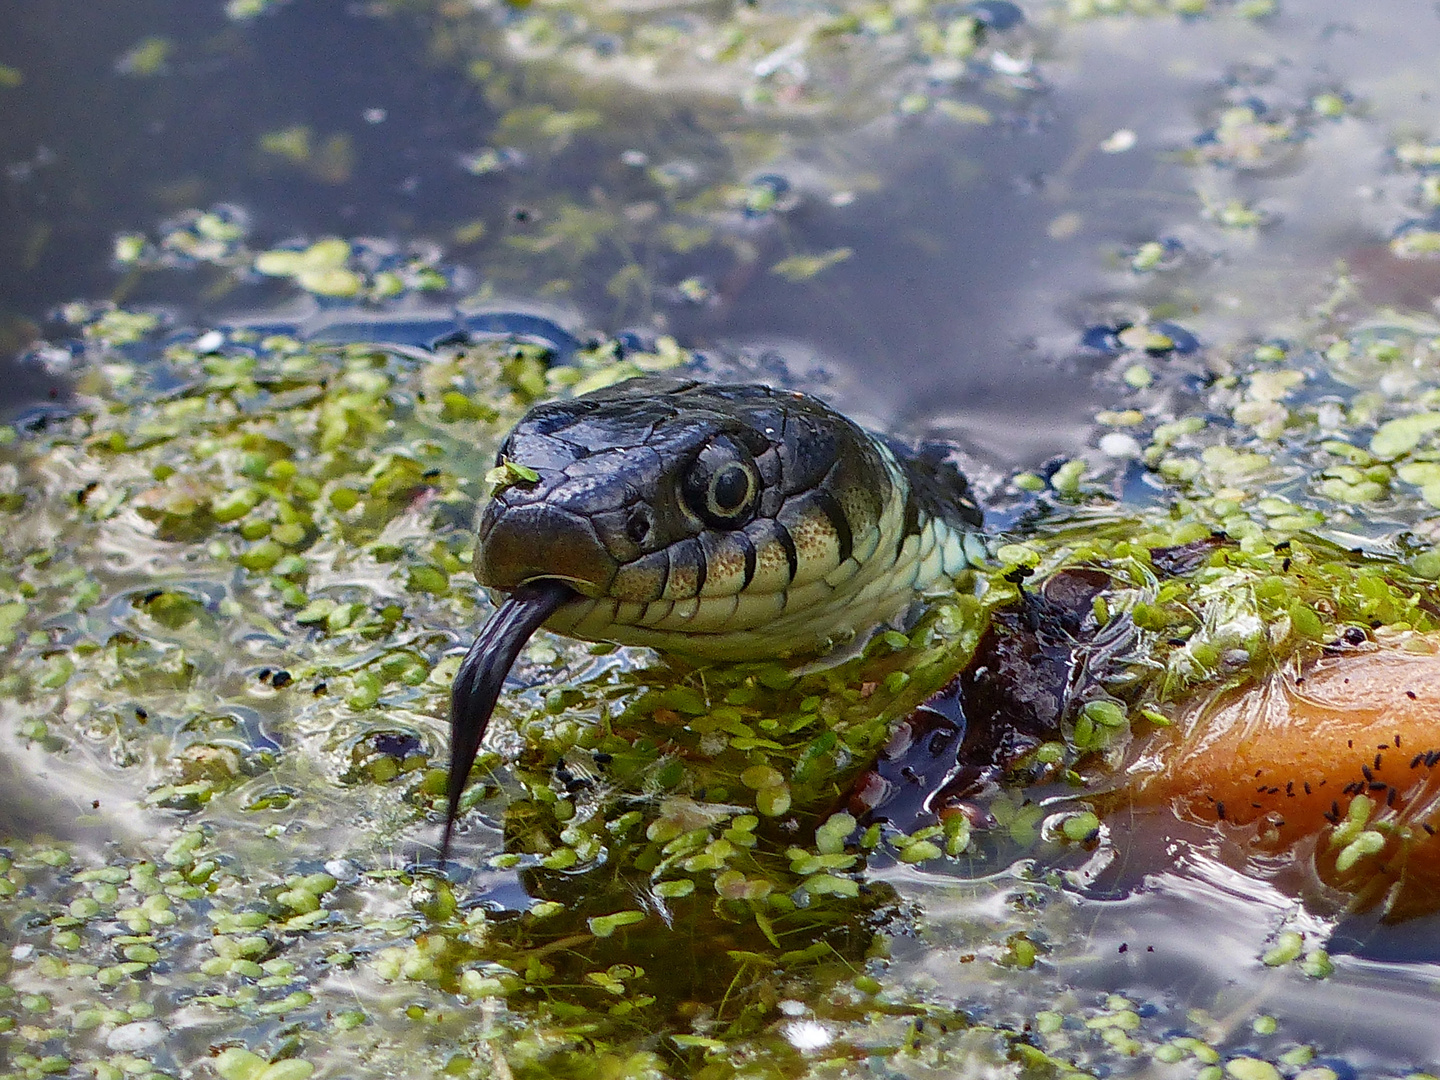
<box><xmin>710</xmin><ymin>466</ymin><xmax>751</xmax><ymax>515</ymax></box>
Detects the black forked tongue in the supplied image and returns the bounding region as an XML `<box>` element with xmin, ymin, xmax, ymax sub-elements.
<box><xmin>440</xmin><ymin>579</ymin><xmax>574</xmax><ymax>865</ymax></box>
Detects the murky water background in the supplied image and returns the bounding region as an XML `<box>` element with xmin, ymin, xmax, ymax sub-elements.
<box><xmin>6</xmin><ymin>0</ymin><xmax>1440</xmax><ymax>1075</ymax></box>
<box><xmin>5</xmin><ymin>3</ymin><xmax>1438</xmax><ymax>435</ymax></box>
<box><xmin>6</xmin><ymin>2</ymin><xmax>1440</xmax><ymax>455</ymax></box>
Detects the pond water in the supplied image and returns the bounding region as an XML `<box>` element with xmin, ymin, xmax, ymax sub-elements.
<box><xmin>5</xmin><ymin>0</ymin><xmax>1440</xmax><ymax>1077</ymax></box>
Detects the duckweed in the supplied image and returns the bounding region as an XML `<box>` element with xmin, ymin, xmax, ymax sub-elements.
<box><xmin>9</xmin><ymin>228</ymin><xmax>1440</xmax><ymax>1080</ymax></box>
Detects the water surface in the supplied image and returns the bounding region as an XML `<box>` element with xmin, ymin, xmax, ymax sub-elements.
<box><xmin>5</xmin><ymin>0</ymin><xmax>1440</xmax><ymax>1076</ymax></box>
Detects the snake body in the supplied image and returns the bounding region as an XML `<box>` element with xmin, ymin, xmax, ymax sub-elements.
<box><xmin>442</xmin><ymin>375</ymin><xmax>983</xmax><ymax>858</ymax></box>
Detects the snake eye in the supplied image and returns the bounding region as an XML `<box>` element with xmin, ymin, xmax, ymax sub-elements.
<box><xmin>683</xmin><ymin>436</ymin><xmax>759</xmax><ymax>529</ymax></box>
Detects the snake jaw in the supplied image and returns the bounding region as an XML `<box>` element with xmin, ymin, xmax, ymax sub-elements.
<box><xmin>440</xmin><ymin>578</ymin><xmax>574</xmax><ymax>865</ymax></box>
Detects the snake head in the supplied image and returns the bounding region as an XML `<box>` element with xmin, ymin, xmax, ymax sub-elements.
<box><xmin>472</xmin><ymin>375</ymin><xmax>917</xmax><ymax>660</ymax></box>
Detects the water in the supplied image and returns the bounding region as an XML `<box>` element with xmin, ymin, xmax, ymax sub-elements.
<box><xmin>5</xmin><ymin>0</ymin><xmax>1440</xmax><ymax>1076</ymax></box>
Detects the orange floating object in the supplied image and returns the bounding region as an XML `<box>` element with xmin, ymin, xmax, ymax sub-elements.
<box><xmin>1123</xmin><ymin>638</ymin><xmax>1440</xmax><ymax>916</ymax></box>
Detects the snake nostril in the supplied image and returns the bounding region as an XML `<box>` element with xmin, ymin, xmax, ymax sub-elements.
<box><xmin>625</xmin><ymin>508</ymin><xmax>651</xmax><ymax>545</ymax></box>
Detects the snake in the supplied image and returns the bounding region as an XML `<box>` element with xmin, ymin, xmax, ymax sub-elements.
<box><xmin>441</xmin><ymin>375</ymin><xmax>985</xmax><ymax>858</ymax></box>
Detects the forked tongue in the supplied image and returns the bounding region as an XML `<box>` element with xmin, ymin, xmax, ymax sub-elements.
<box><xmin>441</xmin><ymin>579</ymin><xmax>574</xmax><ymax>864</ymax></box>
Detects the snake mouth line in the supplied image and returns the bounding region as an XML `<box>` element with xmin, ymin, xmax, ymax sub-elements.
<box><xmin>514</xmin><ymin>572</ymin><xmax>607</xmax><ymax>599</ymax></box>
<box><xmin>441</xmin><ymin>578</ymin><xmax>576</xmax><ymax>864</ymax></box>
